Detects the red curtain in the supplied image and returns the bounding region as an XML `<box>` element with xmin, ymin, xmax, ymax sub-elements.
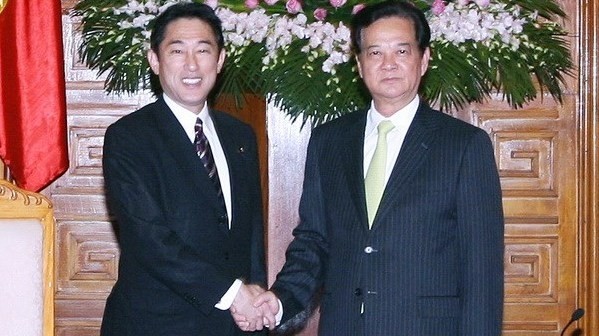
<box><xmin>0</xmin><ymin>0</ymin><xmax>68</xmax><ymax>192</ymax></box>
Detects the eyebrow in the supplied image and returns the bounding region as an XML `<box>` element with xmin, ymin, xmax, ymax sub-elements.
<box><xmin>165</xmin><ymin>39</ymin><xmax>215</xmax><ymax>47</ymax></box>
<box><xmin>365</xmin><ymin>42</ymin><xmax>412</xmax><ymax>49</ymax></box>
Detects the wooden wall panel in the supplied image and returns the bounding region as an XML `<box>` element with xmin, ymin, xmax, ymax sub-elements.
<box><xmin>53</xmin><ymin>11</ymin><xmax>153</xmax><ymax>333</ymax></box>
<box><xmin>213</xmin><ymin>94</ymin><xmax>269</xmax><ymax>217</ymax></box>
<box><xmin>466</xmin><ymin>95</ymin><xmax>579</xmax><ymax>334</ymax></box>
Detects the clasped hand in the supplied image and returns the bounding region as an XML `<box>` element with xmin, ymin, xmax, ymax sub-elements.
<box><xmin>230</xmin><ymin>284</ymin><xmax>280</xmax><ymax>332</ymax></box>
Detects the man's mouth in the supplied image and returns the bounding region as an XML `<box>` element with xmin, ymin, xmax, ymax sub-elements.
<box><xmin>182</xmin><ymin>78</ymin><xmax>202</xmax><ymax>85</ymax></box>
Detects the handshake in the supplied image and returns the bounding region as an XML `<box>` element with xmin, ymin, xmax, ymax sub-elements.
<box><xmin>229</xmin><ymin>283</ymin><xmax>281</xmax><ymax>332</ymax></box>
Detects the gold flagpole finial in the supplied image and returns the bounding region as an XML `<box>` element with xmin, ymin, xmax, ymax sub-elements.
<box><xmin>0</xmin><ymin>0</ymin><xmax>7</xmax><ymax>14</ymax></box>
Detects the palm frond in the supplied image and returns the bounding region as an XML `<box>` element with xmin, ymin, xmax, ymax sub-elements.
<box><xmin>72</xmin><ymin>0</ymin><xmax>573</xmax><ymax>126</ymax></box>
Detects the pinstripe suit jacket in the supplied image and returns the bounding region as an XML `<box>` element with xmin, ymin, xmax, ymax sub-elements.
<box><xmin>100</xmin><ymin>98</ymin><xmax>266</xmax><ymax>336</ymax></box>
<box><xmin>271</xmin><ymin>102</ymin><xmax>504</xmax><ymax>335</ymax></box>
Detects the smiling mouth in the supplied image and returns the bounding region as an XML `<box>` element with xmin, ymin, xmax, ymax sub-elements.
<box><xmin>182</xmin><ymin>78</ymin><xmax>202</xmax><ymax>85</ymax></box>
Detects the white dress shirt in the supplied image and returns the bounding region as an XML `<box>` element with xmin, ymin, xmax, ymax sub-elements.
<box><xmin>363</xmin><ymin>96</ymin><xmax>419</xmax><ymax>182</ymax></box>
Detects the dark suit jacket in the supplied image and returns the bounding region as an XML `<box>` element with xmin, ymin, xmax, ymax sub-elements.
<box><xmin>272</xmin><ymin>103</ymin><xmax>504</xmax><ymax>335</ymax></box>
<box><xmin>100</xmin><ymin>98</ymin><xmax>266</xmax><ymax>336</ymax></box>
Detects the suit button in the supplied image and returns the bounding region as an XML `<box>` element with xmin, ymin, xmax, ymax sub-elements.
<box><xmin>364</xmin><ymin>246</ymin><xmax>378</xmax><ymax>253</ymax></box>
<box><xmin>354</xmin><ymin>288</ymin><xmax>362</xmax><ymax>296</ymax></box>
<box><xmin>224</xmin><ymin>252</ymin><xmax>230</xmax><ymax>260</ymax></box>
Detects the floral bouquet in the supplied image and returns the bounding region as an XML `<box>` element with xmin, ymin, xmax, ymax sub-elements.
<box><xmin>72</xmin><ymin>0</ymin><xmax>572</xmax><ymax>125</ymax></box>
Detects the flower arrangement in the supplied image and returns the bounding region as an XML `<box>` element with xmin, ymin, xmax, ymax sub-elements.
<box><xmin>72</xmin><ymin>0</ymin><xmax>572</xmax><ymax>125</ymax></box>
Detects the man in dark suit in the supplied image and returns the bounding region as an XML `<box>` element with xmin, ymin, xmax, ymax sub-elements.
<box><xmin>100</xmin><ymin>3</ymin><xmax>270</xmax><ymax>335</ymax></box>
<box><xmin>245</xmin><ymin>1</ymin><xmax>504</xmax><ymax>335</ymax></box>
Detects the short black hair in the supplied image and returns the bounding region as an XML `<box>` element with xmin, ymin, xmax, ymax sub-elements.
<box><xmin>351</xmin><ymin>0</ymin><xmax>431</xmax><ymax>54</ymax></box>
<box><xmin>150</xmin><ymin>2</ymin><xmax>225</xmax><ymax>55</ymax></box>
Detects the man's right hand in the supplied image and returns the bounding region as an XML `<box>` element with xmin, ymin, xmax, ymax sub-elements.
<box><xmin>253</xmin><ymin>290</ymin><xmax>280</xmax><ymax>329</ymax></box>
<box><xmin>230</xmin><ymin>286</ymin><xmax>280</xmax><ymax>331</ymax></box>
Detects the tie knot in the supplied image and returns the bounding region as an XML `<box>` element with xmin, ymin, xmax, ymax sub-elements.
<box><xmin>377</xmin><ymin>120</ymin><xmax>395</xmax><ymax>136</ymax></box>
<box><xmin>195</xmin><ymin>117</ymin><xmax>204</xmax><ymax>132</ymax></box>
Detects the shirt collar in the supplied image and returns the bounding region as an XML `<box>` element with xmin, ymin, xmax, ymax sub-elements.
<box><xmin>365</xmin><ymin>95</ymin><xmax>420</xmax><ymax>137</ymax></box>
<box><xmin>163</xmin><ymin>94</ymin><xmax>212</xmax><ymax>141</ymax></box>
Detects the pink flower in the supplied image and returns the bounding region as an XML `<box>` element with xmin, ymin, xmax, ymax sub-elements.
<box><xmin>264</xmin><ymin>0</ymin><xmax>278</xmax><ymax>5</ymax></box>
<box><xmin>204</xmin><ymin>0</ymin><xmax>218</xmax><ymax>9</ymax></box>
<box><xmin>329</xmin><ymin>0</ymin><xmax>347</xmax><ymax>9</ymax></box>
<box><xmin>457</xmin><ymin>0</ymin><xmax>470</xmax><ymax>5</ymax></box>
<box><xmin>314</xmin><ymin>7</ymin><xmax>328</xmax><ymax>21</ymax></box>
<box><xmin>286</xmin><ymin>0</ymin><xmax>302</xmax><ymax>14</ymax></box>
<box><xmin>245</xmin><ymin>0</ymin><xmax>259</xmax><ymax>9</ymax></box>
<box><xmin>431</xmin><ymin>0</ymin><xmax>445</xmax><ymax>15</ymax></box>
<box><xmin>474</xmin><ymin>0</ymin><xmax>490</xmax><ymax>7</ymax></box>
<box><xmin>352</xmin><ymin>3</ymin><xmax>366</xmax><ymax>15</ymax></box>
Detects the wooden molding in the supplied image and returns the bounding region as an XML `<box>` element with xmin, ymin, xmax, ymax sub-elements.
<box><xmin>579</xmin><ymin>0</ymin><xmax>599</xmax><ymax>334</ymax></box>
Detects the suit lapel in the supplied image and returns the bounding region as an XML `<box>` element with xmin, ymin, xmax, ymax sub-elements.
<box><xmin>152</xmin><ymin>99</ymin><xmax>223</xmax><ymax>209</ymax></box>
<box><xmin>372</xmin><ymin>104</ymin><xmax>438</xmax><ymax>229</ymax></box>
<box><xmin>340</xmin><ymin>111</ymin><xmax>370</xmax><ymax>230</ymax></box>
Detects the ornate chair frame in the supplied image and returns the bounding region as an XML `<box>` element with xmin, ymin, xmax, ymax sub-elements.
<box><xmin>0</xmin><ymin>180</ymin><xmax>55</xmax><ymax>336</ymax></box>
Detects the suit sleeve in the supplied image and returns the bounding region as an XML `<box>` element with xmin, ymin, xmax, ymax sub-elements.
<box><xmin>103</xmin><ymin>123</ymin><xmax>236</xmax><ymax>315</ymax></box>
<box><xmin>457</xmin><ymin>129</ymin><xmax>504</xmax><ymax>335</ymax></box>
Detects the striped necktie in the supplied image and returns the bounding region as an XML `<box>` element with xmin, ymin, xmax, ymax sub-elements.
<box><xmin>195</xmin><ymin>117</ymin><xmax>225</xmax><ymax>204</ymax></box>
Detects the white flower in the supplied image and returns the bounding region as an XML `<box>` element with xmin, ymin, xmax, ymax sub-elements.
<box><xmin>429</xmin><ymin>1</ymin><xmax>529</xmax><ymax>50</ymax></box>
<box><xmin>118</xmin><ymin>21</ymin><xmax>133</xmax><ymax>29</ymax></box>
<box><xmin>98</xmin><ymin>0</ymin><xmax>552</xmax><ymax>87</ymax></box>
<box><xmin>132</xmin><ymin>14</ymin><xmax>155</xmax><ymax>28</ymax></box>
<box><xmin>204</xmin><ymin>0</ymin><xmax>218</xmax><ymax>10</ymax></box>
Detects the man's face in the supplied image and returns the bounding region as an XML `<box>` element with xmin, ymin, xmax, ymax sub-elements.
<box><xmin>357</xmin><ymin>17</ymin><xmax>430</xmax><ymax>115</ymax></box>
<box><xmin>148</xmin><ymin>18</ymin><xmax>225</xmax><ymax>114</ymax></box>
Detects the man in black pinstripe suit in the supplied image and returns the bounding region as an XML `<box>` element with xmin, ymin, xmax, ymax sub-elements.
<box><xmin>240</xmin><ymin>1</ymin><xmax>505</xmax><ymax>335</ymax></box>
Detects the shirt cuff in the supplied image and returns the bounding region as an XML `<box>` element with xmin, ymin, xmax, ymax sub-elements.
<box><xmin>215</xmin><ymin>279</ymin><xmax>243</xmax><ymax>310</ymax></box>
<box><xmin>275</xmin><ymin>299</ymin><xmax>283</xmax><ymax>326</ymax></box>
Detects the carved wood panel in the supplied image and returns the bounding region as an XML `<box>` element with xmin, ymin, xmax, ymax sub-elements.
<box><xmin>467</xmin><ymin>95</ymin><xmax>578</xmax><ymax>334</ymax></box>
<box><xmin>53</xmin><ymin>11</ymin><xmax>153</xmax><ymax>334</ymax></box>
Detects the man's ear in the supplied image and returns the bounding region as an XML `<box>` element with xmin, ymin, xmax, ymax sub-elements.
<box><xmin>356</xmin><ymin>54</ymin><xmax>364</xmax><ymax>79</ymax></box>
<box><xmin>147</xmin><ymin>49</ymin><xmax>160</xmax><ymax>75</ymax></box>
<box><xmin>216</xmin><ymin>49</ymin><xmax>226</xmax><ymax>74</ymax></box>
<box><xmin>420</xmin><ymin>47</ymin><xmax>431</xmax><ymax>77</ymax></box>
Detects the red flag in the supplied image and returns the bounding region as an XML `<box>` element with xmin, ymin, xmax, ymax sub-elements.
<box><xmin>0</xmin><ymin>0</ymin><xmax>68</xmax><ymax>192</ymax></box>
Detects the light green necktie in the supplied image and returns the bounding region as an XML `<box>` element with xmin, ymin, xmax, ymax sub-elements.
<box><xmin>365</xmin><ymin>120</ymin><xmax>395</xmax><ymax>228</ymax></box>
